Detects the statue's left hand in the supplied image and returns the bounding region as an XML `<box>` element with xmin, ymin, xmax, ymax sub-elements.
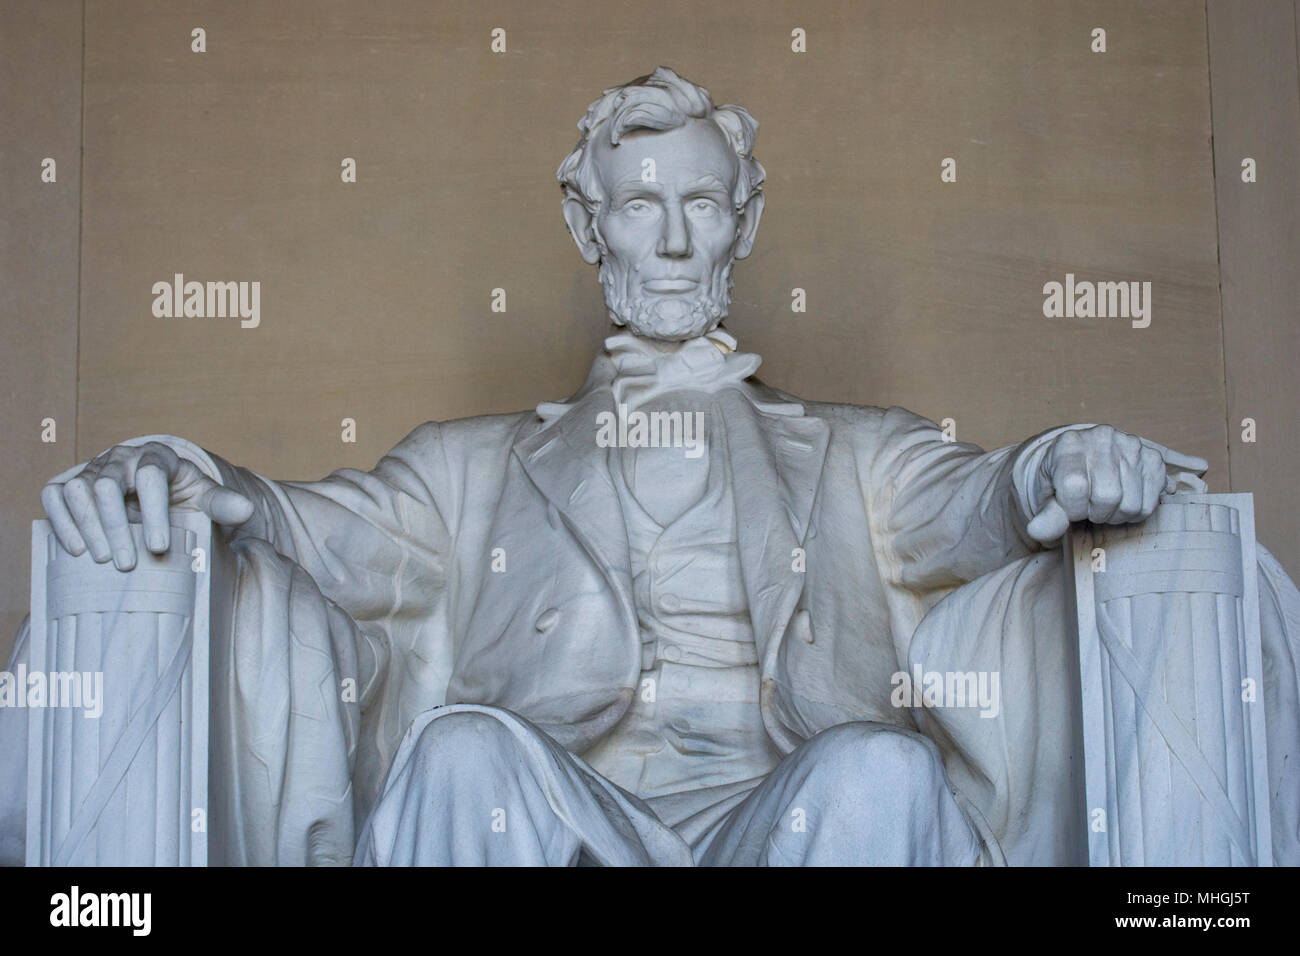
<box><xmin>1025</xmin><ymin>425</ymin><xmax>1208</xmax><ymax>543</ymax></box>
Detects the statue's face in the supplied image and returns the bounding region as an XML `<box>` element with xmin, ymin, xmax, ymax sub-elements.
<box><xmin>590</xmin><ymin>119</ymin><xmax>745</xmax><ymax>340</ymax></box>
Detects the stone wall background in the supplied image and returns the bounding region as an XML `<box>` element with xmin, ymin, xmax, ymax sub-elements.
<box><xmin>3</xmin><ymin>0</ymin><xmax>1297</xmax><ymax>660</ymax></box>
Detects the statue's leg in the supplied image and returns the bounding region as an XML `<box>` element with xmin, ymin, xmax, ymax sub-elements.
<box><xmin>695</xmin><ymin>721</ymin><xmax>986</xmax><ymax>866</ymax></box>
<box><xmin>1257</xmin><ymin>545</ymin><xmax>1300</xmax><ymax>864</ymax></box>
<box><xmin>354</xmin><ymin>704</ymin><xmax>693</xmax><ymax>866</ymax></box>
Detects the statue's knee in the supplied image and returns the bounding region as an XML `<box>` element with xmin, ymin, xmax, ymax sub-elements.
<box><xmin>804</xmin><ymin>723</ymin><xmax>946</xmax><ymax>795</ymax></box>
<box><xmin>407</xmin><ymin>709</ymin><xmax>521</xmax><ymax>780</ymax></box>
<box><xmin>767</xmin><ymin>723</ymin><xmax>977</xmax><ymax>865</ymax></box>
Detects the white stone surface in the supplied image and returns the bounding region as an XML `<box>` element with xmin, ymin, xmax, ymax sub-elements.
<box><xmin>25</xmin><ymin>516</ymin><xmax>214</xmax><ymax>866</ymax></box>
<box><xmin>1068</xmin><ymin>494</ymin><xmax>1272</xmax><ymax>865</ymax></box>
<box><xmin>4</xmin><ymin>67</ymin><xmax>1298</xmax><ymax>866</ymax></box>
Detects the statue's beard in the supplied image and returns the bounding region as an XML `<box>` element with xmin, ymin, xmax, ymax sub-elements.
<box><xmin>598</xmin><ymin>256</ymin><xmax>735</xmax><ymax>341</ymax></box>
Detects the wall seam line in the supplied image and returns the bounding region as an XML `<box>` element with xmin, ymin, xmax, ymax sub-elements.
<box><xmin>74</xmin><ymin>0</ymin><xmax>85</xmax><ymax>463</ymax></box>
<box><xmin>1203</xmin><ymin>0</ymin><xmax>1233</xmax><ymax>494</ymax></box>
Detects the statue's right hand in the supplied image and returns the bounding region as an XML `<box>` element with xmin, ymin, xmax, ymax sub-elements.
<box><xmin>41</xmin><ymin>440</ymin><xmax>254</xmax><ymax>571</ymax></box>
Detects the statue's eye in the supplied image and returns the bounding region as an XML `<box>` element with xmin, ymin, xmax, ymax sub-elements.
<box><xmin>687</xmin><ymin>198</ymin><xmax>720</xmax><ymax>217</ymax></box>
<box><xmin>622</xmin><ymin>200</ymin><xmax>654</xmax><ymax>216</ymax></box>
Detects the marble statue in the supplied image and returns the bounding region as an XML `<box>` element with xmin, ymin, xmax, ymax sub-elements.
<box><xmin>3</xmin><ymin>67</ymin><xmax>1298</xmax><ymax>866</ymax></box>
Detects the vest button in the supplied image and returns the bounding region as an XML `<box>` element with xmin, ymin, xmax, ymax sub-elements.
<box><xmin>535</xmin><ymin>608</ymin><xmax>560</xmax><ymax>632</ymax></box>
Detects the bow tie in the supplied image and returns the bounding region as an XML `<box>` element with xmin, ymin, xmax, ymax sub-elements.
<box><xmin>537</xmin><ymin>328</ymin><xmax>804</xmax><ymax>425</ymax></box>
<box><xmin>603</xmin><ymin>328</ymin><xmax>762</xmax><ymax>411</ymax></box>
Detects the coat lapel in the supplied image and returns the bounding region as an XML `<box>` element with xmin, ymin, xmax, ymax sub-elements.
<box><xmin>514</xmin><ymin>387</ymin><xmax>637</xmax><ymax>627</ymax></box>
<box><xmin>718</xmin><ymin>387</ymin><xmax>830</xmax><ymax>659</ymax></box>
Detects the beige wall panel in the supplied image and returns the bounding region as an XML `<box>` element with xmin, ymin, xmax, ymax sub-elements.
<box><xmin>0</xmin><ymin>0</ymin><xmax>1240</xmax><ymax>649</ymax></box>
<box><xmin>742</xmin><ymin>1</ymin><xmax>1225</xmax><ymax>468</ymax></box>
<box><xmin>0</xmin><ymin>0</ymin><xmax>82</xmax><ymax>662</ymax></box>
<box><xmin>1207</xmin><ymin>0</ymin><xmax>1300</xmax><ymax>578</ymax></box>
<box><xmin>75</xmin><ymin>0</ymin><xmax>1226</xmax><ymax>482</ymax></box>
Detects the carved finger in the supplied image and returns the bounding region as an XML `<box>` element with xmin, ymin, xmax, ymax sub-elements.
<box><xmin>1140</xmin><ymin>446</ymin><xmax>1165</xmax><ymax>516</ymax></box>
<box><xmin>132</xmin><ymin>442</ymin><xmax>181</xmax><ymax>483</ymax></box>
<box><xmin>1087</xmin><ymin>456</ymin><xmax>1123</xmax><ymax>523</ymax></box>
<box><xmin>93</xmin><ymin>476</ymin><xmax>136</xmax><ymax>571</ymax></box>
<box><xmin>1026</xmin><ymin>496</ymin><xmax>1071</xmax><ymax>543</ymax></box>
<box><xmin>62</xmin><ymin>476</ymin><xmax>112</xmax><ymax>563</ymax></box>
<box><xmin>1116</xmin><ymin>457</ymin><xmax>1144</xmax><ymax>522</ymax></box>
<box><xmin>1050</xmin><ymin>446</ymin><xmax>1092</xmax><ymax>521</ymax></box>
<box><xmin>41</xmin><ymin>482</ymin><xmax>87</xmax><ymax>556</ymax></box>
<box><xmin>1156</xmin><ymin>445</ymin><xmax>1209</xmax><ymax>476</ymax></box>
<box><xmin>134</xmin><ymin>462</ymin><xmax>172</xmax><ymax>553</ymax></box>
<box><xmin>173</xmin><ymin>463</ymin><xmax>254</xmax><ymax>527</ymax></box>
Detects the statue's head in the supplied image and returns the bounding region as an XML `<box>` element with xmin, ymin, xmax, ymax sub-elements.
<box><xmin>557</xmin><ymin>67</ymin><xmax>766</xmax><ymax>341</ymax></box>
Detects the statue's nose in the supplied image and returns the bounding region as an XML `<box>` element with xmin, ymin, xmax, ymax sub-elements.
<box><xmin>656</xmin><ymin>205</ymin><xmax>692</xmax><ymax>258</ymax></box>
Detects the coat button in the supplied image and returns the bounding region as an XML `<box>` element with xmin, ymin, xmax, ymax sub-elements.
<box><xmin>660</xmin><ymin>594</ymin><xmax>681</xmax><ymax>612</ymax></box>
<box><xmin>535</xmin><ymin>608</ymin><xmax>560</xmax><ymax>632</ymax></box>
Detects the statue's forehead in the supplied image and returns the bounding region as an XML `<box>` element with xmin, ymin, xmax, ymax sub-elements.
<box><xmin>593</xmin><ymin>120</ymin><xmax>738</xmax><ymax>188</ymax></box>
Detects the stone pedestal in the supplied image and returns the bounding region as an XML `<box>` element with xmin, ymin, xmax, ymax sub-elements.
<box><xmin>25</xmin><ymin>514</ymin><xmax>228</xmax><ymax>866</ymax></box>
<box><xmin>1067</xmin><ymin>493</ymin><xmax>1272</xmax><ymax>866</ymax></box>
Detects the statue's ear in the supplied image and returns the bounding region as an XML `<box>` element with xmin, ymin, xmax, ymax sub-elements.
<box><xmin>733</xmin><ymin>190</ymin><xmax>765</xmax><ymax>260</ymax></box>
<box><xmin>562</xmin><ymin>195</ymin><xmax>603</xmax><ymax>265</ymax></box>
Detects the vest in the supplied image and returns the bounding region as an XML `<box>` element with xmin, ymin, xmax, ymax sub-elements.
<box><xmin>582</xmin><ymin>403</ymin><xmax>784</xmax><ymax>841</ymax></box>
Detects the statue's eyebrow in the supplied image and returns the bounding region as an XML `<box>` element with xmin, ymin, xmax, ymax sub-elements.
<box><xmin>682</xmin><ymin>174</ymin><xmax>728</xmax><ymax>192</ymax></box>
<box><xmin>610</xmin><ymin>180</ymin><xmax>664</xmax><ymax>202</ymax></box>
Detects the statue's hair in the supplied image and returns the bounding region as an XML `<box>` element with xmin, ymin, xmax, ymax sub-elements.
<box><xmin>556</xmin><ymin>66</ymin><xmax>765</xmax><ymax>213</ymax></box>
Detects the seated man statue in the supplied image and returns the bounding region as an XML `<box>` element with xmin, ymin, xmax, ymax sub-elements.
<box><xmin>3</xmin><ymin>67</ymin><xmax>1298</xmax><ymax>866</ymax></box>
